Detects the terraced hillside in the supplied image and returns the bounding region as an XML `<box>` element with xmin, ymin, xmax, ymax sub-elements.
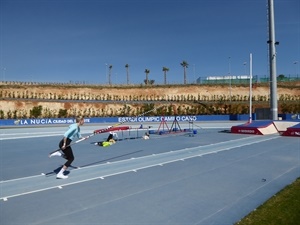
<box><xmin>0</xmin><ymin>82</ymin><xmax>299</xmax><ymax>118</ymax></box>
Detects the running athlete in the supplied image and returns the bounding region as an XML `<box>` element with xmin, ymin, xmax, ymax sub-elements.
<box><xmin>49</xmin><ymin>117</ymin><xmax>85</xmax><ymax>179</ymax></box>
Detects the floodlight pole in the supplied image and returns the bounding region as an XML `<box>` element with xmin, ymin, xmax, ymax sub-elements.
<box><xmin>267</xmin><ymin>0</ymin><xmax>278</xmax><ymax>120</ymax></box>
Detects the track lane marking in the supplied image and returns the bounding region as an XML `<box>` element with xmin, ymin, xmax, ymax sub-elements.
<box><xmin>0</xmin><ymin>135</ymin><xmax>280</xmax><ymax>201</ymax></box>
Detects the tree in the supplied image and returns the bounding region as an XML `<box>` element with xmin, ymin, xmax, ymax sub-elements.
<box><xmin>162</xmin><ymin>67</ymin><xmax>169</xmax><ymax>85</ymax></box>
<box><xmin>125</xmin><ymin>64</ymin><xmax>130</xmax><ymax>85</ymax></box>
<box><xmin>277</xmin><ymin>74</ymin><xmax>286</xmax><ymax>81</ymax></box>
<box><xmin>30</xmin><ymin>105</ymin><xmax>43</xmax><ymax>118</ymax></box>
<box><xmin>180</xmin><ymin>60</ymin><xmax>189</xmax><ymax>84</ymax></box>
<box><xmin>58</xmin><ymin>109</ymin><xmax>68</xmax><ymax>118</ymax></box>
<box><xmin>108</xmin><ymin>65</ymin><xmax>113</xmax><ymax>85</ymax></box>
<box><xmin>144</xmin><ymin>69</ymin><xmax>150</xmax><ymax>85</ymax></box>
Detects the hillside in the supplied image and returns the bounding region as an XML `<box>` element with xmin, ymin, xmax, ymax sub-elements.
<box><xmin>0</xmin><ymin>82</ymin><xmax>299</xmax><ymax>118</ymax></box>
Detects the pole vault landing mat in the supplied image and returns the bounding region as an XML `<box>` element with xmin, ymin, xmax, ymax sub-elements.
<box><xmin>273</xmin><ymin>121</ymin><xmax>299</xmax><ymax>134</ymax></box>
<box><xmin>282</xmin><ymin>123</ymin><xmax>300</xmax><ymax>137</ymax></box>
<box><xmin>231</xmin><ymin>121</ymin><xmax>278</xmax><ymax>135</ymax></box>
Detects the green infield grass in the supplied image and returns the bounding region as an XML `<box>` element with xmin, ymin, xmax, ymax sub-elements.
<box><xmin>235</xmin><ymin>177</ymin><xmax>300</xmax><ymax>225</ymax></box>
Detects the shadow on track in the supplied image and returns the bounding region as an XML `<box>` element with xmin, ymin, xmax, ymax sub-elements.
<box><xmin>45</xmin><ymin>150</ymin><xmax>143</xmax><ymax>177</ymax></box>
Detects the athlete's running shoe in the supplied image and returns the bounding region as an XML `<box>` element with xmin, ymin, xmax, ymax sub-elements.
<box><xmin>56</xmin><ymin>173</ymin><xmax>68</xmax><ymax>179</ymax></box>
<box><xmin>49</xmin><ymin>151</ymin><xmax>62</xmax><ymax>158</ymax></box>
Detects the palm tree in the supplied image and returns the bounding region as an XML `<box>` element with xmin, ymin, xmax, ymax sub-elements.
<box><xmin>125</xmin><ymin>64</ymin><xmax>130</xmax><ymax>85</ymax></box>
<box><xmin>162</xmin><ymin>67</ymin><xmax>169</xmax><ymax>85</ymax></box>
<box><xmin>180</xmin><ymin>60</ymin><xmax>189</xmax><ymax>84</ymax></box>
<box><xmin>144</xmin><ymin>69</ymin><xmax>150</xmax><ymax>85</ymax></box>
<box><xmin>108</xmin><ymin>65</ymin><xmax>113</xmax><ymax>85</ymax></box>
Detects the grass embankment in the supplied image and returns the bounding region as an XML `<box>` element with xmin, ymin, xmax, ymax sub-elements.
<box><xmin>236</xmin><ymin>178</ymin><xmax>300</xmax><ymax>225</ymax></box>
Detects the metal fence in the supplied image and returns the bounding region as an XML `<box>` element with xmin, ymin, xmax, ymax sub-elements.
<box><xmin>197</xmin><ymin>75</ymin><xmax>299</xmax><ymax>85</ymax></box>
<box><xmin>1</xmin><ymin>75</ymin><xmax>299</xmax><ymax>86</ymax></box>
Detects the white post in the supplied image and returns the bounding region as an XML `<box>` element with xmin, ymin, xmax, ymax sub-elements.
<box><xmin>249</xmin><ymin>53</ymin><xmax>253</xmax><ymax>123</ymax></box>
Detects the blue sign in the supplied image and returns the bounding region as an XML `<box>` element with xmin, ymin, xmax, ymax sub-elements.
<box><xmin>1</xmin><ymin>113</ymin><xmax>297</xmax><ymax>127</ymax></box>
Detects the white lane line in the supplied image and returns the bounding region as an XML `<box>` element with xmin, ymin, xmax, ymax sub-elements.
<box><xmin>0</xmin><ymin>135</ymin><xmax>280</xmax><ymax>201</ymax></box>
<box><xmin>0</xmin><ymin>186</ymin><xmax>67</xmax><ymax>201</ymax></box>
<box><xmin>1</xmin><ymin>135</ymin><xmax>279</xmax><ymax>184</ymax></box>
<box><xmin>0</xmin><ymin>131</ymin><xmax>92</xmax><ymax>140</ymax></box>
<box><xmin>0</xmin><ymin>134</ymin><xmax>62</xmax><ymax>140</ymax></box>
<box><xmin>0</xmin><ymin>131</ymin><xmax>62</xmax><ymax>136</ymax></box>
<box><xmin>0</xmin><ymin>174</ymin><xmax>45</xmax><ymax>184</ymax></box>
<box><xmin>1</xmin><ymin>167</ymin><xmax>156</xmax><ymax>201</ymax></box>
